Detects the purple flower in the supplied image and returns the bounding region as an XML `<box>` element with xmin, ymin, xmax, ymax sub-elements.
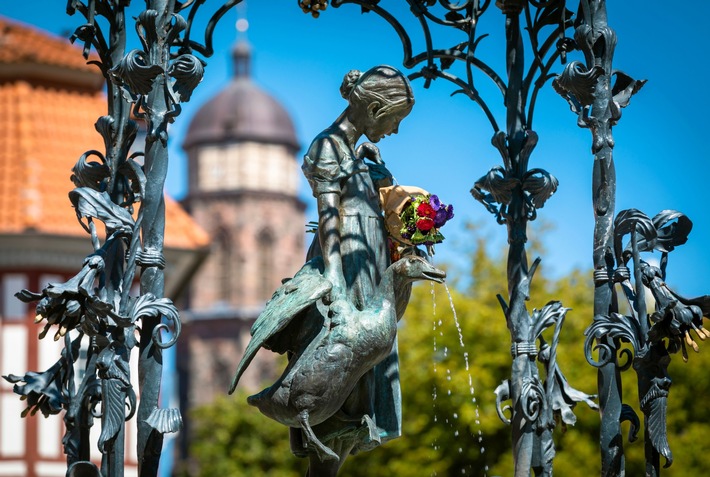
<box><xmin>407</xmin><ymin>224</ymin><xmax>417</xmax><ymax>233</ymax></box>
<box><xmin>445</xmin><ymin>204</ymin><xmax>454</xmax><ymax>220</ymax></box>
<box><xmin>429</xmin><ymin>195</ymin><xmax>441</xmax><ymax>211</ymax></box>
<box><xmin>434</xmin><ymin>208</ymin><xmax>448</xmax><ymax>227</ymax></box>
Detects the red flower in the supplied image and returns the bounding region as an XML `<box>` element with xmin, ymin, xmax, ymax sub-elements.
<box><xmin>417</xmin><ymin>202</ymin><xmax>436</xmax><ymax>219</ymax></box>
<box><xmin>416</xmin><ymin>218</ymin><xmax>434</xmax><ymax>232</ymax></box>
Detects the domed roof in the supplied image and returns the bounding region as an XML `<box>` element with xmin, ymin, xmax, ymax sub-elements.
<box><xmin>183</xmin><ymin>43</ymin><xmax>299</xmax><ymax>151</ymax></box>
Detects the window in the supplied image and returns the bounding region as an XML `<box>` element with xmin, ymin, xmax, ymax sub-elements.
<box><xmin>2</xmin><ymin>274</ymin><xmax>28</xmax><ymax>320</ymax></box>
<box><xmin>215</xmin><ymin>226</ymin><xmax>233</xmax><ymax>304</ymax></box>
<box><xmin>258</xmin><ymin>229</ymin><xmax>275</xmax><ymax>300</ymax></box>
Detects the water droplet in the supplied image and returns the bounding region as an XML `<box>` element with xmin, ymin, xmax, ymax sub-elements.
<box><xmin>454</xmin><ymin>430</ymin><xmax>459</xmax><ymax>437</ymax></box>
<box><xmin>453</xmin><ymin>413</ymin><xmax>458</xmax><ymax>419</ymax></box>
<box><xmin>481</xmin><ymin>447</ymin><xmax>485</xmax><ymax>453</ymax></box>
<box><xmin>458</xmin><ymin>447</ymin><xmax>463</xmax><ymax>453</ymax></box>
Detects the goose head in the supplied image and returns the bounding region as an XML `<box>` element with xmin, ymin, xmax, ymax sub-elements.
<box><xmin>391</xmin><ymin>255</ymin><xmax>446</xmax><ymax>285</ymax></box>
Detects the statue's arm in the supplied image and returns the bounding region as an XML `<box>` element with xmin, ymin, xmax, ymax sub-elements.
<box><xmin>317</xmin><ymin>191</ymin><xmax>346</xmax><ymax>298</ymax></box>
<box><xmin>303</xmin><ymin>136</ymin><xmax>348</xmax><ymax>299</ymax></box>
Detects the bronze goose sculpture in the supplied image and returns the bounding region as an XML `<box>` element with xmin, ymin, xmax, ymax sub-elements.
<box><xmin>228</xmin><ymin>255</ymin><xmax>445</xmax><ymax>462</ymax></box>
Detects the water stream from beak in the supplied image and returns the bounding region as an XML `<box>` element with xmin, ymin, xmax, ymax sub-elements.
<box><xmin>428</xmin><ymin>279</ymin><xmax>489</xmax><ymax>476</ymax></box>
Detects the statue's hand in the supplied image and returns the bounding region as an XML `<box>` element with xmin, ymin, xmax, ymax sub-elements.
<box><xmin>326</xmin><ymin>283</ymin><xmax>346</xmax><ymax>303</ymax></box>
<box><xmin>356</xmin><ymin>142</ymin><xmax>383</xmax><ymax>164</ymax></box>
<box><xmin>328</xmin><ymin>298</ymin><xmax>354</xmax><ymax>327</ymax></box>
<box><xmin>322</xmin><ymin>271</ymin><xmax>346</xmax><ymax>305</ymax></box>
<box><xmin>367</xmin><ymin>162</ymin><xmax>393</xmax><ymax>187</ymax></box>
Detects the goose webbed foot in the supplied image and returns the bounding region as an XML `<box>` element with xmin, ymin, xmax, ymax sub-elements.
<box><xmin>298</xmin><ymin>411</ymin><xmax>339</xmax><ymax>462</ymax></box>
<box><xmin>352</xmin><ymin>414</ymin><xmax>381</xmax><ymax>453</ymax></box>
<box><xmin>361</xmin><ymin>414</ymin><xmax>380</xmax><ymax>445</ymax></box>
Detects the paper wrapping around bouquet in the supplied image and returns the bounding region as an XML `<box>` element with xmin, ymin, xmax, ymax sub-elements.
<box><xmin>379</xmin><ymin>185</ymin><xmax>429</xmax><ymax>246</ymax></box>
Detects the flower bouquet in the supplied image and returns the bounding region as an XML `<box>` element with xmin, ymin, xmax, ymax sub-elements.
<box><xmin>400</xmin><ymin>193</ymin><xmax>454</xmax><ymax>245</ymax></box>
<box><xmin>379</xmin><ymin>185</ymin><xmax>454</xmax><ymax>255</ymax></box>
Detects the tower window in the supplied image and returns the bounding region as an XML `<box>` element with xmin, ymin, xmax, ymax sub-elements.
<box><xmin>215</xmin><ymin>226</ymin><xmax>233</xmax><ymax>304</ymax></box>
<box><xmin>258</xmin><ymin>229</ymin><xmax>275</xmax><ymax>300</ymax></box>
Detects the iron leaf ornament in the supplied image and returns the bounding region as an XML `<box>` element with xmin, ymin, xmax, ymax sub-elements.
<box><xmin>109</xmin><ymin>49</ymin><xmax>164</xmax><ymax>97</ymax></box>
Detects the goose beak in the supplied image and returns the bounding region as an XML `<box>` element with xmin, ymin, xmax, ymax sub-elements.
<box><xmin>422</xmin><ymin>267</ymin><xmax>446</xmax><ymax>284</ymax></box>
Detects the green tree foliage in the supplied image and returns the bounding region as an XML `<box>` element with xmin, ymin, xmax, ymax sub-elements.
<box><xmin>184</xmin><ymin>234</ymin><xmax>710</xmax><ymax>476</ymax></box>
<box><xmin>182</xmin><ymin>388</ymin><xmax>308</xmax><ymax>477</ymax></box>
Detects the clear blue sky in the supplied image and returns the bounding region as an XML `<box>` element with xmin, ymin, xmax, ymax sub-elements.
<box><xmin>3</xmin><ymin>1</ymin><xmax>709</xmax><ymax>298</ymax></box>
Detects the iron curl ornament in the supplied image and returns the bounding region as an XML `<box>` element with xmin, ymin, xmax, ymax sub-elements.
<box><xmin>2</xmin><ymin>0</ymin><xmax>245</xmax><ymax>475</ymax></box>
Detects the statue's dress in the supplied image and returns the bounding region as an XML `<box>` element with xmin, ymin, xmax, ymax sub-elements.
<box><xmin>299</xmin><ymin>130</ymin><xmax>402</xmax><ymax>454</ymax></box>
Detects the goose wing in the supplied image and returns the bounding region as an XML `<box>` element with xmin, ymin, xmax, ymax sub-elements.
<box><xmin>229</xmin><ymin>257</ymin><xmax>331</xmax><ymax>394</ymax></box>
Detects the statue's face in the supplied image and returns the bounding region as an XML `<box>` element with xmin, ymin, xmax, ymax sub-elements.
<box><xmin>362</xmin><ymin>103</ymin><xmax>412</xmax><ymax>143</ymax></box>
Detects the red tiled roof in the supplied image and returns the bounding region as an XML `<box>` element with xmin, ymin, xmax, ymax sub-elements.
<box><xmin>0</xmin><ymin>18</ymin><xmax>209</xmax><ymax>251</ymax></box>
<box><xmin>0</xmin><ymin>16</ymin><xmax>96</xmax><ymax>73</ymax></box>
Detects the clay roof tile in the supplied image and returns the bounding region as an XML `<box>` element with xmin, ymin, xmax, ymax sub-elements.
<box><xmin>0</xmin><ymin>19</ymin><xmax>209</xmax><ymax>251</ymax></box>
<box><xmin>0</xmin><ymin>16</ymin><xmax>97</xmax><ymax>73</ymax></box>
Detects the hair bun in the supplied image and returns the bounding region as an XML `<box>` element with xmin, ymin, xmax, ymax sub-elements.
<box><xmin>340</xmin><ymin>69</ymin><xmax>361</xmax><ymax>99</ymax></box>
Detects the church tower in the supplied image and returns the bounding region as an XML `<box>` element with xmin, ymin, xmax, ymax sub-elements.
<box><xmin>178</xmin><ymin>38</ymin><xmax>306</xmax><ymax>409</ymax></box>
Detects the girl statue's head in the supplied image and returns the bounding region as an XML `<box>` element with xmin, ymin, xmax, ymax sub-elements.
<box><xmin>340</xmin><ymin>65</ymin><xmax>414</xmax><ymax>142</ymax></box>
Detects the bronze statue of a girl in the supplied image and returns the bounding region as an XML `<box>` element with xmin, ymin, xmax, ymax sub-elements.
<box><xmin>298</xmin><ymin>65</ymin><xmax>415</xmax><ymax>474</ymax></box>
<box><xmin>230</xmin><ymin>65</ymin><xmax>425</xmax><ymax>476</ymax></box>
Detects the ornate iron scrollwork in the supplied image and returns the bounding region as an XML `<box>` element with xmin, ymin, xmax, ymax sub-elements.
<box><xmin>580</xmin><ymin>207</ymin><xmax>709</xmax><ymax>473</ymax></box>
<box><xmin>3</xmin><ymin>1</ymin><xmax>243</xmax><ymax>475</ymax></box>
